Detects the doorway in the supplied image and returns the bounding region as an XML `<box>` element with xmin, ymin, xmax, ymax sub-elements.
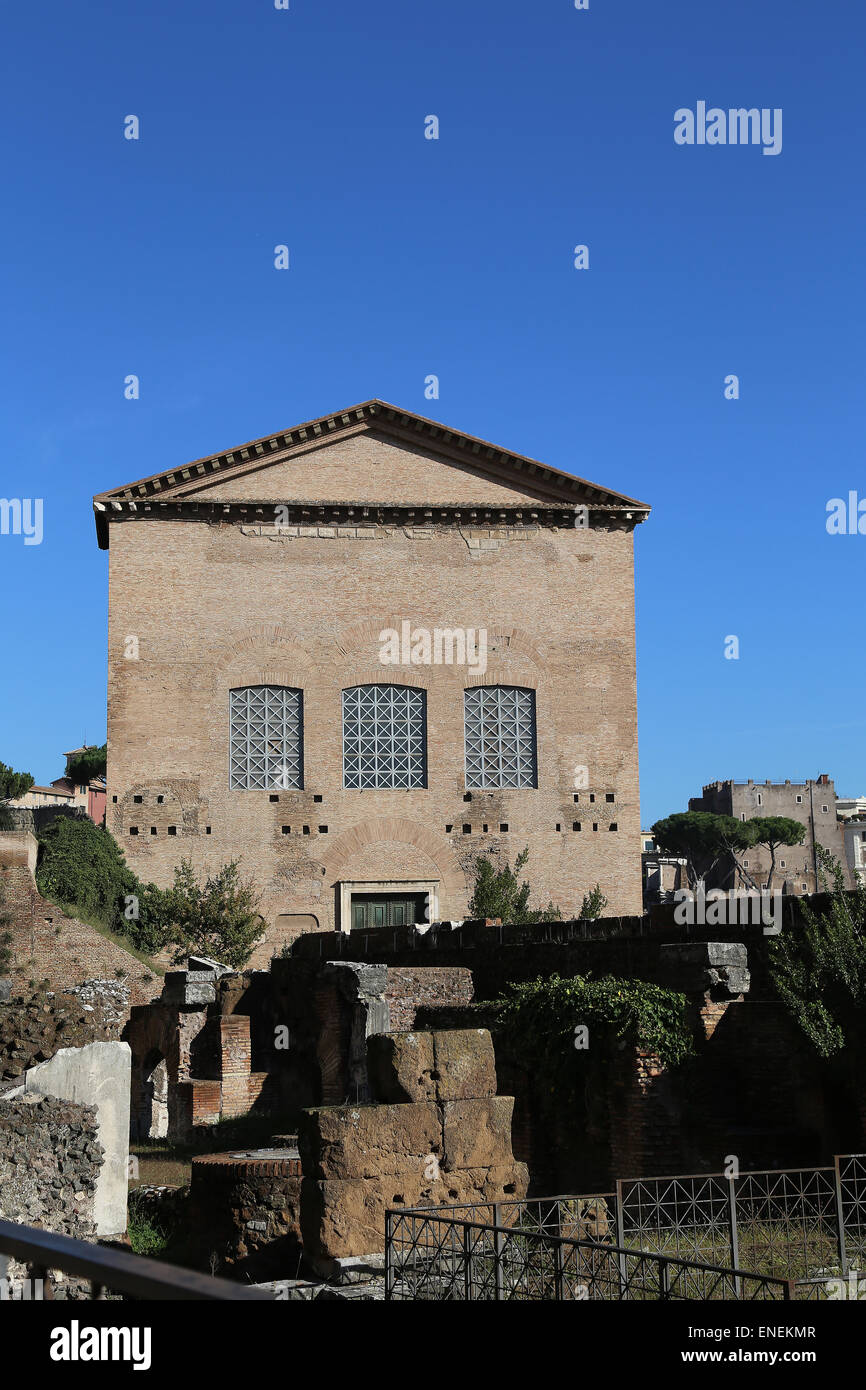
<box><xmin>350</xmin><ymin>892</ymin><xmax>428</xmax><ymax>931</ymax></box>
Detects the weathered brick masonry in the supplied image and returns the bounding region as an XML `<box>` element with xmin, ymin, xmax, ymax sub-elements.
<box><xmin>0</xmin><ymin>833</ymin><xmax>160</xmax><ymax>1008</ymax></box>
<box><xmin>96</xmin><ymin>401</ymin><xmax>649</xmax><ymax>962</ymax></box>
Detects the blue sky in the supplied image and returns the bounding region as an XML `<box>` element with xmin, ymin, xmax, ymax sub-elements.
<box><xmin>1</xmin><ymin>0</ymin><xmax>863</xmax><ymax>826</ymax></box>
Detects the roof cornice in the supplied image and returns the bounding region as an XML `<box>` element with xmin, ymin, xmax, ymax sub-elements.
<box><xmin>93</xmin><ymin>399</ymin><xmax>650</xmax><ymax>548</ymax></box>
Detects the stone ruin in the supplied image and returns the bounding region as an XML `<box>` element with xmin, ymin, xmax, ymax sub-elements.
<box><xmin>300</xmin><ymin>1027</ymin><xmax>528</xmax><ymax>1267</ymax></box>
<box><xmin>157</xmin><ymin>1026</ymin><xmax>528</xmax><ymax>1289</ymax></box>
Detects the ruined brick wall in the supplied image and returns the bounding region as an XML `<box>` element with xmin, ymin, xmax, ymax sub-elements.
<box><xmin>0</xmin><ymin>851</ymin><xmax>161</xmax><ymax>1009</ymax></box>
<box><xmin>104</xmin><ymin>431</ymin><xmax>644</xmax><ymax>956</ymax></box>
<box><xmin>385</xmin><ymin>966</ymin><xmax>474</xmax><ymax>1031</ymax></box>
<box><xmin>176</xmin><ymin>1150</ymin><xmax>302</xmax><ymax>1279</ymax></box>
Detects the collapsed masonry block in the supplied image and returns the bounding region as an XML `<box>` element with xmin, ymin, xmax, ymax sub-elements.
<box><xmin>162</xmin><ymin>970</ymin><xmax>219</xmax><ymax>1008</ymax></box>
<box><xmin>441</xmin><ymin>1096</ymin><xmax>516</xmax><ymax>1171</ymax></box>
<box><xmin>298</xmin><ymin>1102</ymin><xmax>441</xmax><ymax>1181</ymax></box>
<box><xmin>659</xmin><ymin>942</ymin><xmax>751</xmax><ymax>998</ymax></box>
<box><xmin>300</xmin><ymin>1164</ymin><xmax>529</xmax><ymax>1259</ymax></box>
<box><xmin>432</xmin><ymin>1029</ymin><xmax>496</xmax><ymax>1100</ymax></box>
<box><xmin>299</xmin><ymin>1026</ymin><xmax>523</xmax><ymax>1258</ymax></box>
<box><xmin>558</xmin><ymin>1198</ymin><xmax>611</xmax><ymax>1243</ymax></box>
<box><xmin>366</xmin><ymin>1028</ymin><xmax>496</xmax><ymax>1104</ymax></box>
<box><xmin>366</xmin><ymin>1031</ymin><xmax>436</xmax><ymax>1103</ymax></box>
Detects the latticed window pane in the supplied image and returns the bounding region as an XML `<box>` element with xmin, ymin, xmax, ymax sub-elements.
<box><xmin>464</xmin><ymin>686</ymin><xmax>537</xmax><ymax>789</ymax></box>
<box><xmin>342</xmin><ymin>685</ymin><xmax>426</xmax><ymax>789</ymax></box>
<box><xmin>230</xmin><ymin>686</ymin><xmax>303</xmax><ymax>789</ymax></box>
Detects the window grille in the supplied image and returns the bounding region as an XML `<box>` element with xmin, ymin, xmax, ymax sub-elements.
<box><xmin>230</xmin><ymin>686</ymin><xmax>303</xmax><ymax>789</ymax></box>
<box><xmin>464</xmin><ymin>686</ymin><xmax>537</xmax><ymax>789</ymax></box>
<box><xmin>342</xmin><ymin>684</ymin><xmax>426</xmax><ymax>789</ymax></box>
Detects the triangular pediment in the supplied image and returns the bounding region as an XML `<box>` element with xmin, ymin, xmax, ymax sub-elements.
<box><xmin>93</xmin><ymin>400</ymin><xmax>649</xmax><ymax>547</ymax></box>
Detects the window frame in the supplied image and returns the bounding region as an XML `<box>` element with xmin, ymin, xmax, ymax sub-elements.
<box><xmin>341</xmin><ymin>683</ymin><xmax>427</xmax><ymax>790</ymax></box>
<box><xmin>463</xmin><ymin>684</ymin><xmax>538</xmax><ymax>791</ymax></box>
<box><xmin>229</xmin><ymin>684</ymin><xmax>304</xmax><ymax>791</ymax></box>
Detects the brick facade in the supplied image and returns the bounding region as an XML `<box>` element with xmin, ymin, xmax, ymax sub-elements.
<box><xmin>97</xmin><ymin>403</ymin><xmax>649</xmax><ymax>965</ymax></box>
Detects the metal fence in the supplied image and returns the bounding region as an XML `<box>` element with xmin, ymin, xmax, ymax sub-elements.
<box><xmin>386</xmin><ymin>1153</ymin><xmax>866</xmax><ymax>1300</ymax></box>
<box><xmin>0</xmin><ymin>1218</ymin><xmax>272</xmax><ymax>1301</ymax></box>
<box><xmin>384</xmin><ymin>1209</ymin><xmax>794</xmax><ymax>1301</ymax></box>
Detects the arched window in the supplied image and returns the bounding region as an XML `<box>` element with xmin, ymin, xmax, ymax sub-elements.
<box><xmin>464</xmin><ymin>686</ymin><xmax>537</xmax><ymax>789</ymax></box>
<box><xmin>230</xmin><ymin>686</ymin><xmax>303</xmax><ymax>789</ymax></box>
<box><xmin>342</xmin><ymin>684</ymin><xmax>426</xmax><ymax>789</ymax></box>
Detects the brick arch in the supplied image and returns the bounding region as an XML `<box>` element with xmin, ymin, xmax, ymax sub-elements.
<box><xmin>485</xmin><ymin>626</ymin><xmax>547</xmax><ymax>669</ymax></box>
<box><xmin>340</xmin><ymin>667</ymin><xmax>432</xmax><ymax>692</ymax></box>
<box><xmin>319</xmin><ymin>817</ymin><xmax>464</xmax><ymax>895</ymax></box>
<box><xmin>212</xmin><ymin>628</ymin><xmax>315</xmax><ymax>694</ymax></box>
<box><xmin>463</xmin><ymin>670</ymin><xmax>541</xmax><ymax>692</ymax></box>
<box><xmin>217</xmin><ymin>665</ymin><xmax>312</xmax><ymax>695</ymax></box>
<box><xmin>333</xmin><ymin>616</ymin><xmax>418</xmax><ymax>660</ymax></box>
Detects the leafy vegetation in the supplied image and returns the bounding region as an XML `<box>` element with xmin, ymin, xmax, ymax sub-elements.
<box><xmin>652</xmin><ymin>810</ymin><xmax>806</xmax><ymax>891</ymax></box>
<box><xmin>36</xmin><ymin>816</ymin><xmax>135</xmax><ymax>923</ymax></box>
<box><xmin>579</xmin><ymin>884</ymin><xmax>609</xmax><ymax>920</ymax></box>
<box><xmin>126</xmin><ymin>1190</ymin><xmax>170</xmax><ymax>1257</ymax></box>
<box><xmin>468</xmin><ymin>847</ymin><xmax>561</xmax><ymax>924</ymax></box>
<box><xmin>747</xmin><ymin>816</ymin><xmax>806</xmax><ymax>891</ymax></box>
<box><xmin>35</xmin><ymin>818</ymin><xmax>261</xmax><ymax>970</ymax></box>
<box><xmin>0</xmin><ymin>760</ymin><xmax>34</xmax><ymax>801</ymax></box>
<box><xmin>163</xmin><ymin>859</ymin><xmax>263</xmax><ymax>969</ymax></box>
<box><xmin>65</xmin><ymin>744</ymin><xmax>107</xmax><ymax>784</ymax></box>
<box><xmin>769</xmin><ymin>848</ymin><xmax>866</xmax><ymax>1056</ymax></box>
<box><xmin>494</xmin><ymin>973</ymin><xmax>695</xmax><ymax>1074</ymax></box>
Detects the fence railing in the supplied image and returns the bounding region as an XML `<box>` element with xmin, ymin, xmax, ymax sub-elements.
<box><xmin>389</xmin><ymin>1154</ymin><xmax>866</xmax><ymax>1298</ymax></box>
<box><xmin>384</xmin><ymin>1209</ymin><xmax>795</xmax><ymax>1301</ymax></box>
<box><xmin>0</xmin><ymin>1218</ymin><xmax>272</xmax><ymax>1300</ymax></box>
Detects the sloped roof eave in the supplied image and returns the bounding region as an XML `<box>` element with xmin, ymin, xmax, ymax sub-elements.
<box><xmin>93</xmin><ymin>399</ymin><xmax>651</xmax><ymax>547</ymax></box>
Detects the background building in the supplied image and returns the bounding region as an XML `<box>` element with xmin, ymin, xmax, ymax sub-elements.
<box><xmin>94</xmin><ymin>400</ymin><xmax>649</xmax><ymax>959</ymax></box>
<box><xmin>689</xmin><ymin>775</ymin><xmax>853</xmax><ymax>894</ymax></box>
<box><xmin>836</xmin><ymin>795</ymin><xmax>866</xmax><ymax>887</ymax></box>
<box><xmin>4</xmin><ymin>744</ymin><xmax>106</xmax><ymax>825</ymax></box>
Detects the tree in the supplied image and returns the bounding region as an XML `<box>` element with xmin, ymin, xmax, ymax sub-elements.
<box><xmin>651</xmin><ymin>811</ymin><xmax>753</xmax><ymax>891</ymax></box>
<box><xmin>746</xmin><ymin>816</ymin><xmax>807</xmax><ymax>890</ymax></box>
<box><xmin>117</xmin><ymin>879</ymin><xmax>174</xmax><ymax>956</ymax></box>
<box><xmin>65</xmin><ymin>744</ymin><xmax>107</xmax><ymax>784</ymax></box>
<box><xmin>467</xmin><ymin>848</ymin><xmax>561</xmax><ymax>925</ymax></box>
<box><xmin>0</xmin><ymin>761</ymin><xmax>34</xmax><ymax>801</ymax></box>
<box><xmin>579</xmin><ymin>884</ymin><xmax>609</xmax><ymax>920</ymax></box>
<box><xmin>164</xmin><ymin>859</ymin><xmax>263</xmax><ymax>969</ymax></box>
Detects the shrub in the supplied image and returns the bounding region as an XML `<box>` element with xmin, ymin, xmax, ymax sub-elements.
<box><xmin>36</xmin><ymin>816</ymin><xmax>135</xmax><ymax>924</ymax></box>
<box><xmin>164</xmin><ymin>859</ymin><xmax>263</xmax><ymax>970</ymax></box>
<box><xmin>467</xmin><ymin>847</ymin><xmax>561</xmax><ymax>924</ymax></box>
<box><xmin>769</xmin><ymin>848</ymin><xmax>866</xmax><ymax>1056</ymax></box>
<box><xmin>35</xmin><ymin>815</ymin><xmax>171</xmax><ymax>954</ymax></box>
<box><xmin>579</xmin><ymin>884</ymin><xmax>609</xmax><ymax>920</ymax></box>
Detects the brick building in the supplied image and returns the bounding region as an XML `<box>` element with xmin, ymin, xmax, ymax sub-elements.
<box><xmin>94</xmin><ymin>400</ymin><xmax>650</xmax><ymax>962</ymax></box>
<box><xmin>688</xmin><ymin>774</ymin><xmax>853</xmax><ymax>894</ymax></box>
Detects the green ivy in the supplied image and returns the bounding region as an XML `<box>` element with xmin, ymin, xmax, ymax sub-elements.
<box><xmin>769</xmin><ymin>848</ymin><xmax>866</xmax><ymax>1057</ymax></box>
<box><xmin>492</xmin><ymin>972</ymin><xmax>695</xmax><ymax>1085</ymax></box>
